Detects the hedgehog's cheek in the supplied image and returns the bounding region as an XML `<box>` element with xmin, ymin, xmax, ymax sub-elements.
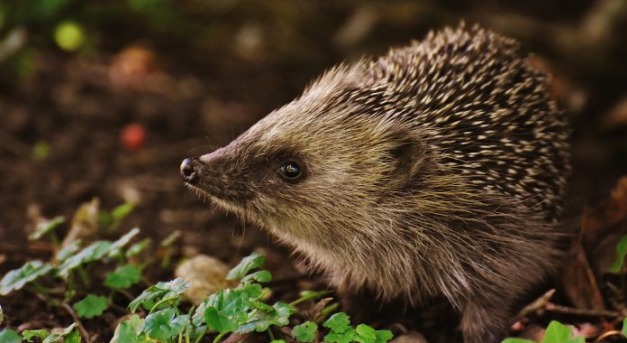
<box><xmin>384</xmin><ymin>131</ymin><xmax>427</xmax><ymax>189</ymax></box>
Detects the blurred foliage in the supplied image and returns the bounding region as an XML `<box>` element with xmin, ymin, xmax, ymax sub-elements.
<box><xmin>54</xmin><ymin>20</ymin><xmax>85</xmax><ymax>51</ymax></box>
<box><xmin>0</xmin><ymin>0</ymin><xmax>192</xmax><ymax>78</ymax></box>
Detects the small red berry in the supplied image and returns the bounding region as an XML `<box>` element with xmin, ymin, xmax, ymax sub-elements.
<box><xmin>121</xmin><ymin>123</ymin><xmax>146</xmax><ymax>151</ymax></box>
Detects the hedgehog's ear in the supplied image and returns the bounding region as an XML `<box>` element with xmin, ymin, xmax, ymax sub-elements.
<box><xmin>386</xmin><ymin>130</ymin><xmax>426</xmax><ymax>188</ymax></box>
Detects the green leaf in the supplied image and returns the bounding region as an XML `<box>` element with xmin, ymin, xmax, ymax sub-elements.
<box><xmin>296</xmin><ymin>290</ymin><xmax>329</xmax><ymax>303</ymax></box>
<box><xmin>22</xmin><ymin>329</ymin><xmax>50</xmax><ymax>342</ymax></box>
<box><xmin>355</xmin><ymin>324</ymin><xmax>377</xmax><ymax>343</ymax></box>
<box><xmin>323</xmin><ymin>313</ymin><xmax>352</xmax><ymax>333</ymax></box>
<box><xmin>502</xmin><ymin>339</ymin><xmax>537</xmax><ymax>343</ymax></box>
<box><xmin>40</xmin><ymin>324</ymin><xmax>77</xmax><ymax>343</ymax></box>
<box><xmin>226</xmin><ymin>252</ymin><xmax>265</xmax><ymax>280</ymax></box>
<box><xmin>188</xmin><ymin>323</ymin><xmax>208</xmax><ymax>342</ymax></box>
<box><xmin>105</xmin><ymin>264</ymin><xmax>141</xmax><ymax>289</ymax></box>
<box><xmin>202</xmin><ymin>289</ymin><xmax>252</xmax><ymax>333</ymax></box>
<box><xmin>0</xmin><ymin>260</ymin><xmax>53</xmax><ymax>295</ymax></box>
<box><xmin>271</xmin><ymin>302</ymin><xmax>293</xmax><ymax>326</ymax></box>
<box><xmin>22</xmin><ymin>325</ymin><xmax>76</xmax><ymax>343</ymax></box>
<box><xmin>0</xmin><ymin>329</ymin><xmax>21</xmax><ymax>343</ymax></box>
<box><xmin>73</xmin><ymin>294</ymin><xmax>109</xmax><ymax>318</ymax></box>
<box><xmin>204</xmin><ymin>306</ymin><xmax>239</xmax><ymax>334</ymax></box>
<box><xmin>252</xmin><ymin>300</ymin><xmax>274</xmax><ymax>313</ymax></box>
<box><xmin>56</xmin><ymin>240</ymin><xmax>81</xmax><ymax>261</ymax></box>
<box><xmin>374</xmin><ymin>330</ymin><xmax>393</xmax><ymax>343</ymax></box>
<box><xmin>542</xmin><ymin>321</ymin><xmax>584</xmax><ymax>343</ymax></box>
<box><xmin>126</xmin><ymin>238</ymin><xmax>151</xmax><ymax>258</ymax></box>
<box><xmin>111</xmin><ymin>314</ymin><xmax>149</xmax><ymax>343</ymax></box>
<box><xmin>240</xmin><ymin>270</ymin><xmax>272</xmax><ymax>284</ymax></box>
<box><xmin>293</xmin><ymin>321</ymin><xmax>317</xmax><ymax>342</ymax></box>
<box><xmin>99</xmin><ymin>211</ymin><xmax>113</xmax><ymax>228</ymax></box>
<box><xmin>42</xmin><ymin>333</ymin><xmax>62</xmax><ymax>343</ymax></box>
<box><xmin>63</xmin><ymin>329</ymin><xmax>81</xmax><ymax>343</ymax></box>
<box><xmin>239</xmin><ymin>283</ymin><xmax>263</xmax><ymax>298</ymax></box>
<box><xmin>323</xmin><ymin>313</ymin><xmax>356</xmax><ymax>343</ymax></box>
<box><xmin>29</xmin><ymin>216</ymin><xmax>65</xmax><ymax>240</ymax></box>
<box><xmin>112</xmin><ymin>203</ymin><xmax>134</xmax><ymax>223</ymax></box>
<box><xmin>144</xmin><ymin>308</ymin><xmax>189</xmax><ymax>340</ymax></box>
<box><xmin>54</xmin><ymin>21</ymin><xmax>85</xmax><ymax>51</ymax></box>
<box><xmin>324</xmin><ymin>328</ymin><xmax>356</xmax><ymax>343</ymax></box>
<box><xmin>129</xmin><ymin>278</ymin><xmax>189</xmax><ymax>312</ymax></box>
<box><xmin>59</xmin><ymin>324</ymin><xmax>78</xmax><ymax>336</ymax></box>
<box><xmin>160</xmin><ymin>230</ymin><xmax>181</xmax><ymax>248</ymax></box>
<box><xmin>237</xmin><ymin>301</ymin><xmax>293</xmax><ymax>334</ymax></box>
<box><xmin>609</xmin><ymin>235</ymin><xmax>627</xmax><ymax>273</ymax></box>
<box><xmin>57</xmin><ymin>241</ymin><xmax>112</xmax><ymax>277</ymax></box>
<box><xmin>109</xmin><ymin>227</ymin><xmax>140</xmax><ymax>257</ymax></box>
<box><xmin>622</xmin><ymin>318</ymin><xmax>627</xmax><ymax>336</ymax></box>
<box><xmin>353</xmin><ymin>325</ymin><xmax>393</xmax><ymax>343</ymax></box>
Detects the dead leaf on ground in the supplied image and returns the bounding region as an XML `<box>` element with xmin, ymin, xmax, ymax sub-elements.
<box><xmin>561</xmin><ymin>244</ymin><xmax>605</xmax><ymax>311</ymax></box>
<box><xmin>301</xmin><ymin>297</ymin><xmax>333</xmax><ymax>322</ymax></box>
<box><xmin>62</xmin><ymin>197</ymin><xmax>101</xmax><ymax>249</ymax></box>
<box><xmin>561</xmin><ymin>176</ymin><xmax>627</xmax><ymax>320</ymax></box>
<box><xmin>175</xmin><ymin>254</ymin><xmax>237</xmax><ymax>305</ymax></box>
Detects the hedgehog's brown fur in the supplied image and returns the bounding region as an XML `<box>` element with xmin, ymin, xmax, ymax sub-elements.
<box><xmin>181</xmin><ymin>24</ymin><xmax>571</xmax><ymax>343</ymax></box>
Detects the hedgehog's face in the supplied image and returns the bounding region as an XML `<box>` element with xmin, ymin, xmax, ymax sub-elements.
<box><xmin>181</xmin><ymin>96</ymin><xmax>427</xmax><ymax>245</ymax></box>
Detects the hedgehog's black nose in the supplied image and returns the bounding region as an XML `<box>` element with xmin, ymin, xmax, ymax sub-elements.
<box><xmin>180</xmin><ymin>158</ymin><xmax>198</xmax><ymax>184</ymax></box>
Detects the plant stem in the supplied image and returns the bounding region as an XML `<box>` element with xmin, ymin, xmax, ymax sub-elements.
<box><xmin>319</xmin><ymin>303</ymin><xmax>339</xmax><ymax>318</ymax></box>
<box><xmin>48</xmin><ymin>232</ymin><xmax>60</xmax><ymax>250</ymax></box>
<box><xmin>77</xmin><ymin>266</ymin><xmax>90</xmax><ymax>288</ymax></box>
<box><xmin>289</xmin><ymin>291</ymin><xmax>329</xmax><ymax>306</ymax></box>
<box><xmin>149</xmin><ymin>295</ymin><xmax>178</xmax><ymax>313</ymax></box>
<box><xmin>212</xmin><ymin>332</ymin><xmax>227</xmax><ymax>343</ymax></box>
<box><xmin>30</xmin><ymin>281</ymin><xmax>51</xmax><ymax>295</ymax></box>
<box><xmin>193</xmin><ymin>327</ymin><xmax>207</xmax><ymax>343</ymax></box>
<box><xmin>61</xmin><ymin>303</ymin><xmax>90</xmax><ymax>343</ymax></box>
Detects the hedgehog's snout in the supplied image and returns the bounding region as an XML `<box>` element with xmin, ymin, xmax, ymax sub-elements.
<box><xmin>180</xmin><ymin>148</ymin><xmax>227</xmax><ymax>185</ymax></box>
<box><xmin>180</xmin><ymin>157</ymin><xmax>200</xmax><ymax>184</ymax></box>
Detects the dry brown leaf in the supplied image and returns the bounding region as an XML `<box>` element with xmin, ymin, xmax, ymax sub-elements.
<box><xmin>561</xmin><ymin>243</ymin><xmax>605</xmax><ymax>311</ymax></box>
<box><xmin>174</xmin><ymin>254</ymin><xmax>237</xmax><ymax>305</ymax></box>
<box><xmin>608</xmin><ymin>176</ymin><xmax>627</xmax><ymax>224</ymax></box>
<box><xmin>61</xmin><ymin>197</ymin><xmax>101</xmax><ymax>248</ymax></box>
<box><xmin>301</xmin><ymin>297</ymin><xmax>333</xmax><ymax>322</ymax></box>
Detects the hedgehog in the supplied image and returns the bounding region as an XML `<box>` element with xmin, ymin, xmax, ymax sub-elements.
<box><xmin>180</xmin><ymin>24</ymin><xmax>571</xmax><ymax>343</ymax></box>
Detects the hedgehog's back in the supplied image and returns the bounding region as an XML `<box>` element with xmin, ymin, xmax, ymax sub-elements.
<box><xmin>365</xmin><ymin>24</ymin><xmax>571</xmax><ymax>222</ymax></box>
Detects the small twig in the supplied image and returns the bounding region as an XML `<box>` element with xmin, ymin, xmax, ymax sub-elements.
<box><xmin>61</xmin><ymin>303</ymin><xmax>91</xmax><ymax>343</ymax></box>
<box><xmin>515</xmin><ymin>289</ymin><xmax>556</xmax><ymax>320</ymax></box>
<box><xmin>544</xmin><ymin>302</ymin><xmax>621</xmax><ymax>318</ymax></box>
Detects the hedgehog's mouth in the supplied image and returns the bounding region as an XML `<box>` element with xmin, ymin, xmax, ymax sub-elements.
<box><xmin>183</xmin><ymin>182</ymin><xmax>209</xmax><ymax>200</ymax></box>
<box><xmin>184</xmin><ymin>182</ymin><xmax>253</xmax><ymax>220</ymax></box>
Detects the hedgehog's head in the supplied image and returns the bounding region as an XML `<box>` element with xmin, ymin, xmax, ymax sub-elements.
<box><xmin>180</xmin><ymin>65</ymin><xmax>429</xmax><ymax>244</ymax></box>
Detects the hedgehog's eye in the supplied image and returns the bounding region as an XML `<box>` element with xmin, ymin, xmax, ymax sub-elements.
<box><xmin>279</xmin><ymin>161</ymin><xmax>303</xmax><ymax>181</ymax></box>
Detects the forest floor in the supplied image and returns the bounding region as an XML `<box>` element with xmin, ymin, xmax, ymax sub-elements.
<box><xmin>1</xmin><ymin>1</ymin><xmax>626</xmax><ymax>342</ymax></box>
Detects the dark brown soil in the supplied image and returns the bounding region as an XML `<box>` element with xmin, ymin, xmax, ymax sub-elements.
<box><xmin>1</xmin><ymin>1</ymin><xmax>626</xmax><ymax>341</ymax></box>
